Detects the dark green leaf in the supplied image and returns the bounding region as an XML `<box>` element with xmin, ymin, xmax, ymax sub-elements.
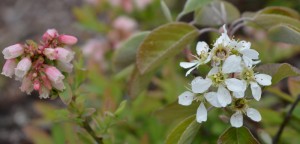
<box><xmin>177</xmin><ymin>0</ymin><xmax>211</xmax><ymax>19</ymax></box>
<box><xmin>59</xmin><ymin>82</ymin><xmax>73</xmax><ymax>105</ymax></box>
<box><xmin>217</xmin><ymin>127</ymin><xmax>259</xmax><ymax>144</ymax></box>
<box><xmin>255</xmin><ymin>63</ymin><xmax>300</xmax><ymax>85</ymax></box>
<box><xmin>160</xmin><ymin>0</ymin><xmax>173</xmax><ymax>22</ymax></box>
<box><xmin>113</xmin><ymin>32</ymin><xmax>150</xmax><ymax>72</ymax></box>
<box><xmin>268</xmin><ymin>24</ymin><xmax>300</xmax><ymax>45</ymax></box>
<box><xmin>165</xmin><ymin>114</ymin><xmax>201</xmax><ymax>144</ymax></box>
<box><xmin>194</xmin><ymin>0</ymin><xmax>240</xmax><ymax>26</ymax></box>
<box><xmin>137</xmin><ymin>22</ymin><xmax>198</xmax><ymax>74</ymax></box>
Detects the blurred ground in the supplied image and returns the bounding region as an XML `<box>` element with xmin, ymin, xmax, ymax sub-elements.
<box><xmin>0</xmin><ymin>0</ymin><xmax>82</xmax><ymax>143</ymax></box>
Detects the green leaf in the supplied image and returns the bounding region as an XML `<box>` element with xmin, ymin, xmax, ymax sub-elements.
<box><xmin>177</xmin><ymin>0</ymin><xmax>211</xmax><ymax>19</ymax></box>
<box><xmin>52</xmin><ymin>123</ymin><xmax>66</xmax><ymax>144</ymax></box>
<box><xmin>160</xmin><ymin>0</ymin><xmax>173</xmax><ymax>22</ymax></box>
<box><xmin>267</xmin><ymin>24</ymin><xmax>300</xmax><ymax>45</ymax></box>
<box><xmin>165</xmin><ymin>114</ymin><xmax>201</xmax><ymax>144</ymax></box>
<box><xmin>257</xmin><ymin>6</ymin><xmax>300</xmax><ymax>19</ymax></box>
<box><xmin>217</xmin><ymin>127</ymin><xmax>259</xmax><ymax>144</ymax></box>
<box><xmin>113</xmin><ymin>32</ymin><xmax>150</xmax><ymax>72</ymax></box>
<box><xmin>81</xmin><ymin>108</ymin><xmax>96</xmax><ymax>117</ymax></box>
<box><xmin>137</xmin><ymin>22</ymin><xmax>198</xmax><ymax>74</ymax></box>
<box><xmin>288</xmin><ymin>76</ymin><xmax>300</xmax><ymax>97</ymax></box>
<box><xmin>127</xmin><ymin>66</ymin><xmax>156</xmax><ymax>98</ymax></box>
<box><xmin>194</xmin><ymin>0</ymin><xmax>240</xmax><ymax>26</ymax></box>
<box><xmin>255</xmin><ymin>63</ymin><xmax>300</xmax><ymax>85</ymax></box>
<box><xmin>114</xmin><ymin>100</ymin><xmax>127</xmax><ymax>116</ymax></box>
<box><xmin>59</xmin><ymin>82</ymin><xmax>73</xmax><ymax>105</ymax></box>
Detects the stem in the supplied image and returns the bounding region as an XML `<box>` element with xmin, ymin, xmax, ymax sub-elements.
<box><xmin>273</xmin><ymin>95</ymin><xmax>300</xmax><ymax>144</ymax></box>
<box><xmin>198</xmin><ymin>28</ymin><xmax>220</xmax><ymax>35</ymax></box>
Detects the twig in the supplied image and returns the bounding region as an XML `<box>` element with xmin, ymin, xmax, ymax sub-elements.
<box><xmin>198</xmin><ymin>27</ymin><xmax>220</xmax><ymax>35</ymax></box>
<box><xmin>82</xmin><ymin>118</ymin><xmax>104</xmax><ymax>144</ymax></box>
<box><xmin>273</xmin><ymin>95</ymin><xmax>300</xmax><ymax>144</ymax></box>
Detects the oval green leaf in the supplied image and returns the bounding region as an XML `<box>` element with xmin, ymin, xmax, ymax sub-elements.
<box><xmin>165</xmin><ymin>114</ymin><xmax>201</xmax><ymax>144</ymax></box>
<box><xmin>194</xmin><ymin>0</ymin><xmax>240</xmax><ymax>26</ymax></box>
<box><xmin>136</xmin><ymin>22</ymin><xmax>198</xmax><ymax>74</ymax></box>
<box><xmin>217</xmin><ymin>127</ymin><xmax>259</xmax><ymax>144</ymax></box>
<box><xmin>177</xmin><ymin>0</ymin><xmax>211</xmax><ymax>19</ymax></box>
<box><xmin>255</xmin><ymin>63</ymin><xmax>300</xmax><ymax>85</ymax></box>
<box><xmin>113</xmin><ymin>32</ymin><xmax>150</xmax><ymax>72</ymax></box>
<box><xmin>160</xmin><ymin>0</ymin><xmax>173</xmax><ymax>22</ymax></box>
<box><xmin>268</xmin><ymin>24</ymin><xmax>300</xmax><ymax>45</ymax></box>
<box><xmin>58</xmin><ymin>82</ymin><xmax>73</xmax><ymax>105</ymax></box>
<box><xmin>257</xmin><ymin>6</ymin><xmax>300</xmax><ymax>19</ymax></box>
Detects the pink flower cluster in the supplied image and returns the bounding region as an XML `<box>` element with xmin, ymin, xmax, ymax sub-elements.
<box><xmin>2</xmin><ymin>29</ymin><xmax>77</xmax><ymax>99</ymax></box>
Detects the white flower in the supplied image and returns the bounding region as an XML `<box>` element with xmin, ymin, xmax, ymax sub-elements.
<box><xmin>178</xmin><ymin>91</ymin><xmax>207</xmax><ymax>123</ymax></box>
<box><xmin>240</xmin><ymin>66</ymin><xmax>272</xmax><ymax>101</ymax></box>
<box><xmin>180</xmin><ymin>42</ymin><xmax>211</xmax><ymax>76</ymax></box>
<box><xmin>230</xmin><ymin>108</ymin><xmax>261</xmax><ymax>128</ymax></box>
<box><xmin>15</xmin><ymin>57</ymin><xmax>32</xmax><ymax>79</ymax></box>
<box><xmin>2</xmin><ymin>44</ymin><xmax>24</xmax><ymax>59</ymax></box>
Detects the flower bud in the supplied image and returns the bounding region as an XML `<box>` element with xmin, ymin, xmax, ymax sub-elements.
<box><xmin>2</xmin><ymin>44</ymin><xmax>24</xmax><ymax>59</ymax></box>
<box><xmin>44</xmin><ymin>66</ymin><xmax>65</xmax><ymax>83</ymax></box>
<box><xmin>33</xmin><ymin>80</ymin><xmax>41</xmax><ymax>90</ymax></box>
<box><xmin>58</xmin><ymin>35</ymin><xmax>78</xmax><ymax>45</ymax></box>
<box><xmin>57</xmin><ymin>61</ymin><xmax>73</xmax><ymax>73</ymax></box>
<box><xmin>43</xmin><ymin>29</ymin><xmax>58</xmax><ymax>41</ymax></box>
<box><xmin>51</xmin><ymin>80</ymin><xmax>65</xmax><ymax>91</ymax></box>
<box><xmin>39</xmin><ymin>86</ymin><xmax>50</xmax><ymax>99</ymax></box>
<box><xmin>113</xmin><ymin>16</ymin><xmax>137</xmax><ymax>33</ymax></box>
<box><xmin>15</xmin><ymin>57</ymin><xmax>32</xmax><ymax>79</ymax></box>
<box><xmin>55</xmin><ymin>48</ymin><xmax>75</xmax><ymax>63</ymax></box>
<box><xmin>43</xmin><ymin>48</ymin><xmax>58</xmax><ymax>60</ymax></box>
<box><xmin>2</xmin><ymin>59</ymin><xmax>17</xmax><ymax>78</ymax></box>
<box><xmin>20</xmin><ymin>76</ymin><xmax>33</xmax><ymax>94</ymax></box>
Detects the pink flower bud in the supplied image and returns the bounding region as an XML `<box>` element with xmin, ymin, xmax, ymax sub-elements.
<box><xmin>51</xmin><ymin>80</ymin><xmax>65</xmax><ymax>91</ymax></box>
<box><xmin>58</xmin><ymin>35</ymin><xmax>78</xmax><ymax>45</ymax></box>
<box><xmin>15</xmin><ymin>57</ymin><xmax>32</xmax><ymax>79</ymax></box>
<box><xmin>43</xmin><ymin>29</ymin><xmax>58</xmax><ymax>41</ymax></box>
<box><xmin>2</xmin><ymin>59</ymin><xmax>17</xmax><ymax>78</ymax></box>
<box><xmin>43</xmin><ymin>48</ymin><xmax>58</xmax><ymax>60</ymax></box>
<box><xmin>2</xmin><ymin>44</ymin><xmax>24</xmax><ymax>59</ymax></box>
<box><xmin>113</xmin><ymin>16</ymin><xmax>137</xmax><ymax>33</ymax></box>
<box><xmin>55</xmin><ymin>48</ymin><xmax>75</xmax><ymax>63</ymax></box>
<box><xmin>45</xmin><ymin>66</ymin><xmax>65</xmax><ymax>84</ymax></box>
<box><xmin>33</xmin><ymin>81</ymin><xmax>40</xmax><ymax>90</ymax></box>
<box><xmin>39</xmin><ymin>86</ymin><xmax>50</xmax><ymax>99</ymax></box>
<box><xmin>134</xmin><ymin>0</ymin><xmax>152</xmax><ymax>10</ymax></box>
<box><xmin>20</xmin><ymin>76</ymin><xmax>33</xmax><ymax>94</ymax></box>
<box><xmin>57</xmin><ymin>61</ymin><xmax>73</xmax><ymax>73</ymax></box>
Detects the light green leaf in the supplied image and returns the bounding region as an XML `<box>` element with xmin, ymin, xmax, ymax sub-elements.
<box><xmin>177</xmin><ymin>0</ymin><xmax>211</xmax><ymax>19</ymax></box>
<box><xmin>115</xmin><ymin>100</ymin><xmax>127</xmax><ymax>116</ymax></box>
<box><xmin>217</xmin><ymin>127</ymin><xmax>259</xmax><ymax>144</ymax></box>
<box><xmin>155</xmin><ymin>101</ymin><xmax>199</xmax><ymax>123</ymax></box>
<box><xmin>257</xmin><ymin>6</ymin><xmax>300</xmax><ymax>19</ymax></box>
<box><xmin>81</xmin><ymin>108</ymin><xmax>96</xmax><ymax>117</ymax></box>
<box><xmin>137</xmin><ymin>22</ymin><xmax>198</xmax><ymax>74</ymax></box>
<box><xmin>268</xmin><ymin>24</ymin><xmax>300</xmax><ymax>45</ymax></box>
<box><xmin>59</xmin><ymin>82</ymin><xmax>73</xmax><ymax>105</ymax></box>
<box><xmin>165</xmin><ymin>114</ymin><xmax>201</xmax><ymax>144</ymax></box>
<box><xmin>255</xmin><ymin>63</ymin><xmax>300</xmax><ymax>85</ymax></box>
<box><xmin>52</xmin><ymin>123</ymin><xmax>66</xmax><ymax>144</ymax></box>
<box><xmin>127</xmin><ymin>67</ymin><xmax>156</xmax><ymax>98</ymax></box>
<box><xmin>161</xmin><ymin>0</ymin><xmax>173</xmax><ymax>22</ymax></box>
<box><xmin>194</xmin><ymin>0</ymin><xmax>240</xmax><ymax>26</ymax></box>
<box><xmin>113</xmin><ymin>32</ymin><xmax>150</xmax><ymax>72</ymax></box>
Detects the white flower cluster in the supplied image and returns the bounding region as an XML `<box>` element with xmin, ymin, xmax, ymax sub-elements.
<box><xmin>178</xmin><ymin>25</ymin><xmax>272</xmax><ymax>128</ymax></box>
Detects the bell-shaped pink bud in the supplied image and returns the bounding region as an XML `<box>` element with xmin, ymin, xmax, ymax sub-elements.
<box><xmin>15</xmin><ymin>57</ymin><xmax>32</xmax><ymax>79</ymax></box>
<box><xmin>39</xmin><ymin>86</ymin><xmax>50</xmax><ymax>99</ymax></box>
<box><xmin>43</xmin><ymin>48</ymin><xmax>58</xmax><ymax>60</ymax></box>
<box><xmin>51</xmin><ymin>80</ymin><xmax>65</xmax><ymax>91</ymax></box>
<box><xmin>55</xmin><ymin>48</ymin><xmax>75</xmax><ymax>63</ymax></box>
<box><xmin>57</xmin><ymin>61</ymin><xmax>73</xmax><ymax>73</ymax></box>
<box><xmin>45</xmin><ymin>66</ymin><xmax>65</xmax><ymax>84</ymax></box>
<box><xmin>113</xmin><ymin>16</ymin><xmax>137</xmax><ymax>33</ymax></box>
<box><xmin>2</xmin><ymin>59</ymin><xmax>17</xmax><ymax>78</ymax></box>
<box><xmin>33</xmin><ymin>80</ymin><xmax>41</xmax><ymax>90</ymax></box>
<box><xmin>43</xmin><ymin>29</ymin><xmax>58</xmax><ymax>41</ymax></box>
<box><xmin>20</xmin><ymin>76</ymin><xmax>33</xmax><ymax>94</ymax></box>
<box><xmin>2</xmin><ymin>44</ymin><xmax>24</xmax><ymax>59</ymax></box>
<box><xmin>58</xmin><ymin>35</ymin><xmax>78</xmax><ymax>45</ymax></box>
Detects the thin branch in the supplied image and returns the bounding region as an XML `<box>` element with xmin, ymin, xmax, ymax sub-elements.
<box><xmin>82</xmin><ymin>118</ymin><xmax>104</xmax><ymax>144</ymax></box>
<box><xmin>198</xmin><ymin>27</ymin><xmax>220</xmax><ymax>35</ymax></box>
<box><xmin>273</xmin><ymin>95</ymin><xmax>300</xmax><ymax>144</ymax></box>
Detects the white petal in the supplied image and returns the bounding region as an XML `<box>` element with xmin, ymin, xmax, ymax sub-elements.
<box><xmin>214</xmin><ymin>25</ymin><xmax>231</xmax><ymax>47</ymax></box>
<box><xmin>196</xmin><ymin>103</ymin><xmax>207</xmax><ymax>123</ymax></box>
<box><xmin>178</xmin><ymin>91</ymin><xmax>194</xmax><ymax>106</ymax></box>
<box><xmin>180</xmin><ymin>61</ymin><xmax>198</xmax><ymax>69</ymax></box>
<box><xmin>238</xmin><ymin>41</ymin><xmax>251</xmax><ymax>50</ymax></box>
<box><xmin>208</xmin><ymin>66</ymin><xmax>219</xmax><ymax>76</ymax></box>
<box><xmin>185</xmin><ymin>66</ymin><xmax>197</xmax><ymax>77</ymax></box>
<box><xmin>204</xmin><ymin>92</ymin><xmax>221</xmax><ymax>107</ymax></box>
<box><xmin>196</xmin><ymin>42</ymin><xmax>209</xmax><ymax>55</ymax></box>
<box><xmin>222</xmin><ymin>55</ymin><xmax>242</xmax><ymax>74</ymax></box>
<box><xmin>255</xmin><ymin>74</ymin><xmax>272</xmax><ymax>86</ymax></box>
<box><xmin>217</xmin><ymin>86</ymin><xmax>232</xmax><ymax>107</ymax></box>
<box><xmin>246</xmin><ymin>108</ymin><xmax>262</xmax><ymax>122</ymax></box>
<box><xmin>233</xmin><ymin>91</ymin><xmax>245</xmax><ymax>98</ymax></box>
<box><xmin>191</xmin><ymin>77</ymin><xmax>212</xmax><ymax>93</ymax></box>
<box><xmin>225</xmin><ymin>78</ymin><xmax>247</xmax><ymax>92</ymax></box>
<box><xmin>240</xmin><ymin>49</ymin><xmax>259</xmax><ymax>59</ymax></box>
<box><xmin>250</xmin><ymin>82</ymin><xmax>262</xmax><ymax>101</ymax></box>
<box><xmin>242</xmin><ymin>55</ymin><xmax>253</xmax><ymax>68</ymax></box>
<box><xmin>230</xmin><ymin>112</ymin><xmax>243</xmax><ymax>128</ymax></box>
